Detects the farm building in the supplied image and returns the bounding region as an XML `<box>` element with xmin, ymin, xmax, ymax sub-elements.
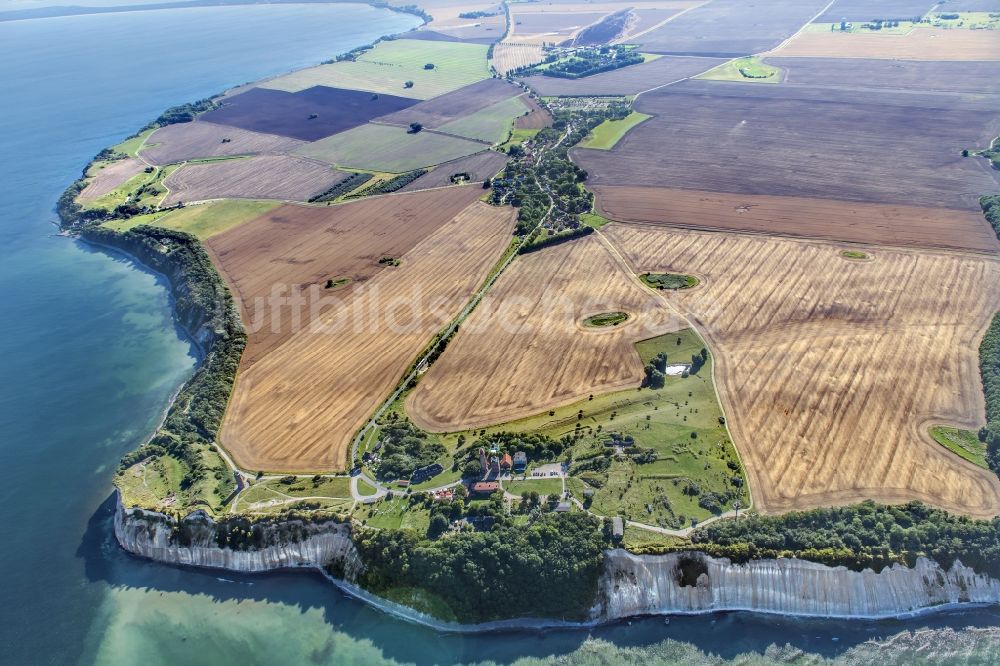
<box><xmin>472</xmin><ymin>481</ymin><xmax>501</xmax><ymax>496</ymax></box>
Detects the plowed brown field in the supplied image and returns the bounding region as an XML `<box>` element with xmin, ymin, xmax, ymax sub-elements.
<box><xmin>771</xmin><ymin>28</ymin><xmax>1000</xmax><ymax>61</ymax></box>
<box><xmin>407</xmin><ymin>235</ymin><xmax>681</xmax><ymax>431</ymax></box>
<box><xmin>219</xmin><ymin>201</ymin><xmax>515</xmax><ymax>472</ymax></box>
<box><xmin>205</xmin><ymin>186</ymin><xmax>484</xmax><ymax>366</ymax></box>
<box><xmin>603</xmin><ymin>224</ymin><xmax>1000</xmax><ymax>517</ymax></box>
<box><xmin>514</xmin><ymin>95</ymin><xmax>553</xmax><ymax>130</ymax></box>
<box><xmin>592</xmin><ymin>186</ymin><xmax>1000</xmax><ymax>254</ymax></box>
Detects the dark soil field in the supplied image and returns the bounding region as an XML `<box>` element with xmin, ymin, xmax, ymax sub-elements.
<box><xmin>398</xmin><ymin>151</ymin><xmax>508</xmax><ymax>192</ymax></box>
<box><xmin>205</xmin><ymin>185</ymin><xmax>485</xmax><ymax>366</ymax></box>
<box><xmin>200</xmin><ymin>85</ymin><xmax>419</xmax><ymax>141</ymax></box>
<box><xmin>818</xmin><ymin>0</ymin><xmax>937</xmax><ymax>22</ymax></box>
<box><xmin>575</xmin><ymin>81</ymin><xmax>1000</xmax><ymax>211</ymax></box>
<box><xmin>519</xmin><ymin>55</ymin><xmax>724</xmax><ymax>96</ymax></box>
<box><xmin>768</xmin><ymin>57</ymin><xmax>1000</xmax><ymax>95</ymax></box>
<box><xmin>161</xmin><ymin>155</ymin><xmax>347</xmax><ymax>206</ymax></box>
<box><xmin>635</xmin><ymin>0</ymin><xmax>830</xmax><ymax>55</ymax></box>
<box><xmin>514</xmin><ymin>95</ymin><xmax>552</xmax><ymax>129</ymax></box>
<box><xmin>376</xmin><ymin>78</ymin><xmax>522</xmax><ymax>129</ymax></box>
<box><xmin>140</xmin><ymin>121</ymin><xmax>303</xmax><ymax>165</ymax></box>
<box><xmin>592</xmin><ymin>186</ymin><xmax>1000</xmax><ymax>253</ymax></box>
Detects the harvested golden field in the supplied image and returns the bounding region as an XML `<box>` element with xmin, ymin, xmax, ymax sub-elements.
<box><xmin>603</xmin><ymin>224</ymin><xmax>1000</xmax><ymax>517</ymax></box>
<box><xmin>79</xmin><ymin>158</ymin><xmax>146</xmax><ymax>201</ymax></box>
<box><xmin>593</xmin><ymin>186</ymin><xmax>1000</xmax><ymax>254</ymax></box>
<box><xmin>492</xmin><ymin>42</ymin><xmax>546</xmax><ymax>75</ymax></box>
<box><xmin>771</xmin><ymin>28</ymin><xmax>1000</xmax><ymax>60</ymax></box>
<box><xmin>206</xmin><ymin>186</ymin><xmax>484</xmax><ymax>366</ymax></box>
<box><xmin>407</xmin><ymin>235</ymin><xmax>680</xmax><ymax>432</ymax></box>
<box><xmin>161</xmin><ymin>155</ymin><xmax>346</xmax><ymax>206</ymax></box>
<box><xmin>220</xmin><ymin>201</ymin><xmax>516</xmax><ymax>472</ymax></box>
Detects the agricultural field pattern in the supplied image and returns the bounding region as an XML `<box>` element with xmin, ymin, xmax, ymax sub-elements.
<box><xmin>82</xmin><ymin>0</ymin><xmax>1000</xmax><ymax>545</ymax></box>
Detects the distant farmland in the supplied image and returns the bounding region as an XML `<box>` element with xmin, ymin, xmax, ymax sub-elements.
<box><xmin>219</xmin><ymin>201</ymin><xmax>516</xmax><ymax>472</ymax></box>
<box><xmin>377</xmin><ymin>78</ymin><xmax>523</xmax><ymax>129</ymax></box>
<box><xmin>436</xmin><ymin>96</ymin><xmax>531</xmax><ymax>143</ymax></box>
<box><xmin>408</xmin><ymin>235</ymin><xmax>680</xmax><ymax>432</ymax></box>
<box><xmin>200</xmin><ymin>86</ymin><xmax>418</xmax><ymax>141</ymax></box>
<box><xmin>140</xmin><ymin>121</ymin><xmax>303</xmax><ymax>165</ymax></box>
<box><xmin>161</xmin><ymin>155</ymin><xmax>346</xmax><ymax>206</ymax></box>
<box><xmin>771</xmin><ymin>27</ymin><xmax>1000</xmax><ymax>60</ymax></box>
<box><xmin>634</xmin><ymin>0</ymin><xmax>830</xmax><ymax>55</ymax></box>
<box><xmin>398</xmin><ymin>151</ymin><xmax>508</xmax><ymax>192</ymax></box>
<box><xmin>769</xmin><ymin>57</ymin><xmax>1000</xmax><ymax>95</ymax></box>
<box><xmin>604</xmin><ymin>224</ymin><xmax>1000</xmax><ymax>518</ymax></box>
<box><xmin>575</xmin><ymin>81</ymin><xmax>1000</xmax><ymax>212</ymax></box>
<box><xmin>259</xmin><ymin>39</ymin><xmax>490</xmax><ymax>99</ymax></box>
<box><xmin>519</xmin><ymin>55</ymin><xmax>725</xmax><ymax>96</ymax></box>
<box><xmin>492</xmin><ymin>42</ymin><xmax>546</xmax><ymax>75</ymax></box>
<box><xmin>205</xmin><ymin>186</ymin><xmax>485</xmax><ymax>366</ymax></box>
<box><xmin>592</xmin><ymin>186</ymin><xmax>1000</xmax><ymax>253</ymax></box>
<box><xmin>294</xmin><ymin>122</ymin><xmax>488</xmax><ymax>172</ymax></box>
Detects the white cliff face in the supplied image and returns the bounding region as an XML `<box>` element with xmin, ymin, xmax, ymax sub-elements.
<box><xmin>114</xmin><ymin>493</ymin><xmax>364</xmax><ymax>579</ymax></box>
<box><xmin>596</xmin><ymin>550</ymin><xmax>1000</xmax><ymax>620</ymax></box>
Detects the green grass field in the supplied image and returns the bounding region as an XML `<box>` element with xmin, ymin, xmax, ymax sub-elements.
<box><xmin>841</xmin><ymin>250</ymin><xmax>868</xmax><ymax>260</ymax></box>
<box><xmin>359</xmin><ymin>496</ymin><xmax>432</xmax><ymax>532</ymax></box>
<box><xmin>437</xmin><ymin>95</ymin><xmax>532</xmax><ymax>144</ymax></box>
<box><xmin>295</xmin><ymin>123</ymin><xmax>487</xmax><ymax>172</ymax></box>
<box><xmin>357</xmin><ymin>477</ymin><xmax>379</xmax><ymax>497</ymax></box>
<box><xmin>117</xmin><ymin>446</ymin><xmax>234</xmax><ymax>515</ymax></box>
<box><xmin>505</xmin><ymin>478</ymin><xmax>564</xmax><ymax>498</ymax></box>
<box><xmin>579</xmin><ymin>112</ymin><xmax>650</xmax><ymax>150</ymax></box>
<box><xmin>429</xmin><ymin>329</ymin><xmax>748</xmax><ymax>528</ymax></box>
<box><xmin>102</xmin><ymin>199</ymin><xmax>279</xmax><ymax>238</ymax></box>
<box><xmin>261</xmin><ymin>40</ymin><xmax>490</xmax><ymax>99</ymax></box>
<box><xmin>697</xmin><ymin>57</ymin><xmax>781</xmax><ymax>84</ymax></box>
<box><xmin>112</xmin><ymin>127</ymin><xmax>157</xmax><ymax>157</ymax></box>
<box><xmin>929</xmin><ymin>425</ymin><xmax>988</xmax><ymax>469</ymax></box>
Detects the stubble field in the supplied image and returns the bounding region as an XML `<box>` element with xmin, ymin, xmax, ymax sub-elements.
<box><xmin>603</xmin><ymin>224</ymin><xmax>1000</xmax><ymax>518</ymax></box>
<box><xmin>140</xmin><ymin>121</ymin><xmax>303</xmax><ymax>165</ymax></box>
<box><xmin>219</xmin><ymin>201</ymin><xmax>516</xmax><ymax>472</ymax></box>
<box><xmin>205</xmin><ymin>186</ymin><xmax>485</xmax><ymax>366</ymax></box>
<box><xmin>79</xmin><ymin>157</ymin><xmax>146</xmax><ymax>201</ymax></box>
<box><xmin>161</xmin><ymin>155</ymin><xmax>347</xmax><ymax>205</ymax></box>
<box><xmin>771</xmin><ymin>28</ymin><xmax>1000</xmax><ymax>60</ymax></box>
<box><xmin>407</xmin><ymin>235</ymin><xmax>680</xmax><ymax>432</ymax></box>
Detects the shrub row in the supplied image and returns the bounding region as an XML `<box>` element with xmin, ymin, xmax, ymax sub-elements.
<box><xmin>308</xmin><ymin>172</ymin><xmax>373</xmax><ymax>202</ymax></box>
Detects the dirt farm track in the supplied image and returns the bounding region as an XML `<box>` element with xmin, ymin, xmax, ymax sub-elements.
<box><xmin>603</xmin><ymin>225</ymin><xmax>1000</xmax><ymax>518</ymax></box>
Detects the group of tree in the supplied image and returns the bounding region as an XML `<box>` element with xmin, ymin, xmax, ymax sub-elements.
<box><xmin>373</xmin><ymin>417</ymin><xmax>446</xmax><ymax>481</ymax></box>
<box><xmin>355</xmin><ymin>513</ymin><xmax>605</xmax><ymax>622</ymax></box>
<box><xmin>541</xmin><ymin>46</ymin><xmax>644</xmax><ymax>79</ymax></box>
<box><xmin>690</xmin><ymin>500</ymin><xmax>1000</xmax><ymax>577</ymax></box>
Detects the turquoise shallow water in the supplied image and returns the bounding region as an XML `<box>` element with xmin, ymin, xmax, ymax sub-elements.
<box><xmin>0</xmin><ymin>5</ymin><xmax>998</xmax><ymax>665</ymax></box>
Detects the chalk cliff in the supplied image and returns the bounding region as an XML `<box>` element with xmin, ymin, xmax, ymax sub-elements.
<box><xmin>596</xmin><ymin>550</ymin><xmax>1000</xmax><ymax>620</ymax></box>
<box><xmin>114</xmin><ymin>493</ymin><xmax>363</xmax><ymax>578</ymax></box>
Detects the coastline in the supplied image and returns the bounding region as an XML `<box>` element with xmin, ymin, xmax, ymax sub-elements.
<box><xmin>113</xmin><ymin>493</ymin><xmax>1000</xmax><ymax>632</ymax></box>
<box><xmin>59</xmin><ymin>1</ymin><xmax>1000</xmax><ymax>635</ymax></box>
